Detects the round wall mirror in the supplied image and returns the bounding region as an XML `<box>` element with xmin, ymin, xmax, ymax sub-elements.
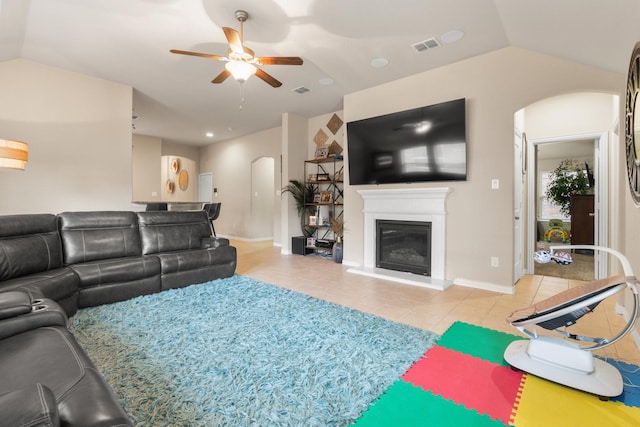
<box><xmin>625</xmin><ymin>42</ymin><xmax>640</xmax><ymax>204</ymax></box>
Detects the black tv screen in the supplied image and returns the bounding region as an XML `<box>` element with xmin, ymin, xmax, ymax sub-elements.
<box><xmin>346</xmin><ymin>98</ymin><xmax>467</xmax><ymax>185</ymax></box>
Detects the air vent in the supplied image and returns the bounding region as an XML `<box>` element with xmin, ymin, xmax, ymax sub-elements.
<box><xmin>411</xmin><ymin>37</ymin><xmax>441</xmax><ymax>53</ymax></box>
<box><xmin>292</xmin><ymin>86</ymin><xmax>311</xmax><ymax>94</ymax></box>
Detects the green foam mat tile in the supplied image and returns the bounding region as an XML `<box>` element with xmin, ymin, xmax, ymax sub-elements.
<box><xmin>436</xmin><ymin>321</ymin><xmax>520</xmax><ymax>366</ymax></box>
<box><xmin>353</xmin><ymin>379</ymin><xmax>507</xmax><ymax>427</ymax></box>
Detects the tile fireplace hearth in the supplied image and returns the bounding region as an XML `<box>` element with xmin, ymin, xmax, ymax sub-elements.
<box><xmin>348</xmin><ymin>187</ymin><xmax>452</xmax><ymax>291</ymax></box>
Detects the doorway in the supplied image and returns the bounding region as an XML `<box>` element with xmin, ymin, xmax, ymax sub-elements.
<box><xmin>531</xmin><ymin>137</ymin><xmax>597</xmax><ymax>281</ymax></box>
<box><xmin>516</xmin><ymin>92</ymin><xmax>617</xmax><ymax>282</ymax></box>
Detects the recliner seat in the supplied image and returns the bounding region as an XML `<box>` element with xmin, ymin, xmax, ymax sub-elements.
<box><xmin>137</xmin><ymin>210</ymin><xmax>236</xmax><ymax>290</ymax></box>
<box><xmin>58</xmin><ymin>211</ymin><xmax>162</xmax><ymax>308</ymax></box>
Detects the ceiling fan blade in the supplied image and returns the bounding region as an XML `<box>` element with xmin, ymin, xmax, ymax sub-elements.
<box><xmin>255</xmin><ymin>68</ymin><xmax>282</xmax><ymax>88</ymax></box>
<box><xmin>170</xmin><ymin>49</ymin><xmax>225</xmax><ymax>61</ymax></box>
<box><xmin>256</xmin><ymin>57</ymin><xmax>303</xmax><ymax>66</ymax></box>
<box><xmin>222</xmin><ymin>27</ymin><xmax>245</xmax><ymax>54</ymax></box>
<box><xmin>211</xmin><ymin>69</ymin><xmax>232</xmax><ymax>84</ymax></box>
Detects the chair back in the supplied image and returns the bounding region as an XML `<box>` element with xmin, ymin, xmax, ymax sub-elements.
<box><xmin>209</xmin><ymin>203</ymin><xmax>221</xmax><ymax>221</ymax></box>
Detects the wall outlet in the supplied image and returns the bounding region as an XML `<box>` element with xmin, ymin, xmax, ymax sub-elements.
<box><xmin>491</xmin><ymin>179</ymin><xmax>500</xmax><ymax>189</ymax></box>
<box><xmin>491</xmin><ymin>256</ymin><xmax>499</xmax><ymax>267</ymax></box>
<box><xmin>151</xmin><ymin>191</ymin><xmax>158</xmax><ymax>197</ymax></box>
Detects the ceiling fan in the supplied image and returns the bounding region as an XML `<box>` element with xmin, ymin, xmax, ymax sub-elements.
<box><xmin>170</xmin><ymin>10</ymin><xmax>303</xmax><ymax>88</ymax></box>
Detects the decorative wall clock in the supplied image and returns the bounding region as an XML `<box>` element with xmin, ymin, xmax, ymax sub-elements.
<box><xmin>625</xmin><ymin>41</ymin><xmax>640</xmax><ymax>205</ymax></box>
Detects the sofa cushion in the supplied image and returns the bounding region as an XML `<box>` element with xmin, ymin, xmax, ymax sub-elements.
<box><xmin>0</xmin><ymin>214</ymin><xmax>64</xmax><ymax>281</ymax></box>
<box><xmin>70</xmin><ymin>256</ymin><xmax>161</xmax><ymax>288</ymax></box>
<box><xmin>137</xmin><ymin>211</ymin><xmax>213</xmax><ymax>255</ymax></box>
<box><xmin>58</xmin><ymin>211</ymin><xmax>142</xmax><ymax>265</ymax></box>
<box><xmin>70</xmin><ymin>256</ymin><xmax>162</xmax><ymax>308</ymax></box>
<box><xmin>154</xmin><ymin>245</ymin><xmax>234</xmax><ymax>275</ymax></box>
<box><xmin>0</xmin><ymin>383</ymin><xmax>60</xmax><ymax>427</ymax></box>
<box><xmin>0</xmin><ymin>326</ymin><xmax>133</xmax><ymax>426</ymax></box>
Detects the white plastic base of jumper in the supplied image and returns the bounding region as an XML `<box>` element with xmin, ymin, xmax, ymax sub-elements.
<box><xmin>504</xmin><ymin>337</ymin><xmax>623</xmax><ymax>397</ymax></box>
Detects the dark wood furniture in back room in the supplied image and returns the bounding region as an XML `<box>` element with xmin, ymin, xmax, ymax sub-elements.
<box><xmin>570</xmin><ymin>194</ymin><xmax>594</xmax><ymax>252</ymax></box>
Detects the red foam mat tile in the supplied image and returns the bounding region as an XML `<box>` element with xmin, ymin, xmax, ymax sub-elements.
<box><xmin>402</xmin><ymin>344</ymin><xmax>524</xmax><ymax>424</ymax></box>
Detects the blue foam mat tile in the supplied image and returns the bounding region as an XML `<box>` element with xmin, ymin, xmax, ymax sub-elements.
<box><xmin>608</xmin><ymin>359</ymin><xmax>640</xmax><ymax>407</ymax></box>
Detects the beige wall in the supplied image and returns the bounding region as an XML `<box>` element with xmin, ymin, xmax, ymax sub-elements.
<box><xmin>132</xmin><ymin>134</ymin><xmax>162</xmax><ymax>203</ymax></box>
<box><xmin>0</xmin><ymin>59</ymin><xmax>134</xmax><ymax>214</ymax></box>
<box><xmin>200</xmin><ymin>126</ymin><xmax>282</xmax><ymax>242</ymax></box>
<box><xmin>343</xmin><ymin>47</ymin><xmax>623</xmax><ymax>292</ymax></box>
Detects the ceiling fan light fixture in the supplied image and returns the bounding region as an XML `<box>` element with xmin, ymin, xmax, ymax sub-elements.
<box><xmin>225</xmin><ymin>60</ymin><xmax>257</xmax><ymax>82</ymax></box>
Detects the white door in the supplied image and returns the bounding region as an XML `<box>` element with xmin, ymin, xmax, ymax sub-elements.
<box><xmin>199</xmin><ymin>173</ymin><xmax>213</xmax><ymax>203</ymax></box>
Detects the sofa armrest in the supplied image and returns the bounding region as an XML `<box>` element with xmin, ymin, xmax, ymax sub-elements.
<box><xmin>0</xmin><ymin>291</ymin><xmax>33</xmax><ymax>320</ymax></box>
<box><xmin>201</xmin><ymin>237</ymin><xmax>229</xmax><ymax>249</ymax></box>
<box><xmin>0</xmin><ymin>383</ymin><xmax>60</xmax><ymax>427</ymax></box>
<box><xmin>0</xmin><ymin>291</ymin><xmax>67</xmax><ymax>340</ymax></box>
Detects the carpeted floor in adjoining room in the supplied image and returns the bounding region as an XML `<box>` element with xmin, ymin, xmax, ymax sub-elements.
<box><xmin>69</xmin><ymin>275</ymin><xmax>438</xmax><ymax>427</ymax></box>
<box><xmin>533</xmin><ymin>251</ymin><xmax>594</xmax><ymax>281</ymax></box>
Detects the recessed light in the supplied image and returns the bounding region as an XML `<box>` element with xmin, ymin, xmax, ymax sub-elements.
<box><xmin>441</xmin><ymin>30</ymin><xmax>464</xmax><ymax>44</ymax></box>
<box><xmin>206</xmin><ymin>132</ymin><xmax>214</xmax><ymax>138</ymax></box>
<box><xmin>370</xmin><ymin>57</ymin><xmax>389</xmax><ymax>68</ymax></box>
<box><xmin>319</xmin><ymin>77</ymin><xmax>334</xmax><ymax>86</ymax></box>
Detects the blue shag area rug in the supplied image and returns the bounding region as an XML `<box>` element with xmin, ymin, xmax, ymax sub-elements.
<box><xmin>69</xmin><ymin>275</ymin><xmax>438</xmax><ymax>426</ymax></box>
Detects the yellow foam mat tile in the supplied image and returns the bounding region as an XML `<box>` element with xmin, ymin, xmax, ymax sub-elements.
<box><xmin>511</xmin><ymin>375</ymin><xmax>640</xmax><ymax>427</ymax></box>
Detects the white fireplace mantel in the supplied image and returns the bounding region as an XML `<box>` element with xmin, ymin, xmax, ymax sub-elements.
<box><xmin>348</xmin><ymin>187</ymin><xmax>452</xmax><ymax>291</ymax></box>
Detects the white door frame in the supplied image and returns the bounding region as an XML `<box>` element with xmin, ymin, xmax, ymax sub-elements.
<box><xmin>526</xmin><ymin>132</ymin><xmax>608</xmax><ymax>278</ymax></box>
<box><xmin>513</xmin><ymin>129</ymin><xmax>525</xmax><ymax>283</ymax></box>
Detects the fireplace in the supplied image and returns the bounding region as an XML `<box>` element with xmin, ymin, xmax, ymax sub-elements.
<box><xmin>348</xmin><ymin>187</ymin><xmax>451</xmax><ymax>291</ymax></box>
<box><xmin>376</xmin><ymin>220</ymin><xmax>431</xmax><ymax>276</ymax></box>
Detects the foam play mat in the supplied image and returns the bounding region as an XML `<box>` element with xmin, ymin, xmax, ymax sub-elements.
<box><xmin>353</xmin><ymin>322</ymin><xmax>640</xmax><ymax>427</ymax></box>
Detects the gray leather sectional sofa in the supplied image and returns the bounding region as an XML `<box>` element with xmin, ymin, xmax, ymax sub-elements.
<box><xmin>0</xmin><ymin>209</ymin><xmax>237</xmax><ymax>426</ymax></box>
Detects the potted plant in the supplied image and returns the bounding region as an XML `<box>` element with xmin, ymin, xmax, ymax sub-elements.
<box><xmin>544</xmin><ymin>159</ymin><xmax>592</xmax><ymax>217</ymax></box>
<box><xmin>282</xmin><ymin>179</ymin><xmax>316</xmax><ymax>237</ymax></box>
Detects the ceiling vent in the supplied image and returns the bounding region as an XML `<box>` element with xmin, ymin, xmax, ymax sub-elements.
<box><xmin>411</xmin><ymin>37</ymin><xmax>441</xmax><ymax>53</ymax></box>
<box><xmin>292</xmin><ymin>86</ymin><xmax>311</xmax><ymax>94</ymax></box>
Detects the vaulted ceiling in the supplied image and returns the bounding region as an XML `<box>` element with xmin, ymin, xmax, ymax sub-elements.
<box><xmin>1</xmin><ymin>0</ymin><xmax>639</xmax><ymax>146</ymax></box>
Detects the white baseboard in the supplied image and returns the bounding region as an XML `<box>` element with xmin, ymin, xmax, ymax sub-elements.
<box><xmin>223</xmin><ymin>235</ymin><xmax>273</xmax><ymax>242</ymax></box>
<box><xmin>453</xmin><ymin>277</ymin><xmax>515</xmax><ymax>295</ymax></box>
<box><xmin>616</xmin><ymin>302</ymin><xmax>640</xmax><ymax>352</ymax></box>
<box><xmin>347</xmin><ymin>266</ymin><xmax>452</xmax><ymax>291</ymax></box>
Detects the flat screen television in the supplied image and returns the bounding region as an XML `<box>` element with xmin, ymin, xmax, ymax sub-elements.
<box><xmin>346</xmin><ymin>98</ymin><xmax>467</xmax><ymax>185</ymax></box>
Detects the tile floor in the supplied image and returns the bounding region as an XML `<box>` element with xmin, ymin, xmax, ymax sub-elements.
<box><xmin>232</xmin><ymin>240</ymin><xmax>640</xmax><ymax>365</ymax></box>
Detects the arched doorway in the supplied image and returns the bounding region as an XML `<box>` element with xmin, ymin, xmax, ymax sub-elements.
<box><xmin>514</xmin><ymin>92</ymin><xmax>618</xmax><ymax>281</ymax></box>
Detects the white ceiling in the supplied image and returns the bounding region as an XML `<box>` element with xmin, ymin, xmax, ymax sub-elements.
<box><xmin>2</xmin><ymin>0</ymin><xmax>640</xmax><ymax>146</ymax></box>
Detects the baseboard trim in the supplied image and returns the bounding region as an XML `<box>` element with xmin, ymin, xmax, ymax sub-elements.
<box><xmin>223</xmin><ymin>235</ymin><xmax>273</xmax><ymax>242</ymax></box>
<box><xmin>615</xmin><ymin>302</ymin><xmax>640</xmax><ymax>353</ymax></box>
<box><xmin>347</xmin><ymin>266</ymin><xmax>452</xmax><ymax>291</ymax></box>
<box><xmin>454</xmin><ymin>277</ymin><xmax>515</xmax><ymax>294</ymax></box>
